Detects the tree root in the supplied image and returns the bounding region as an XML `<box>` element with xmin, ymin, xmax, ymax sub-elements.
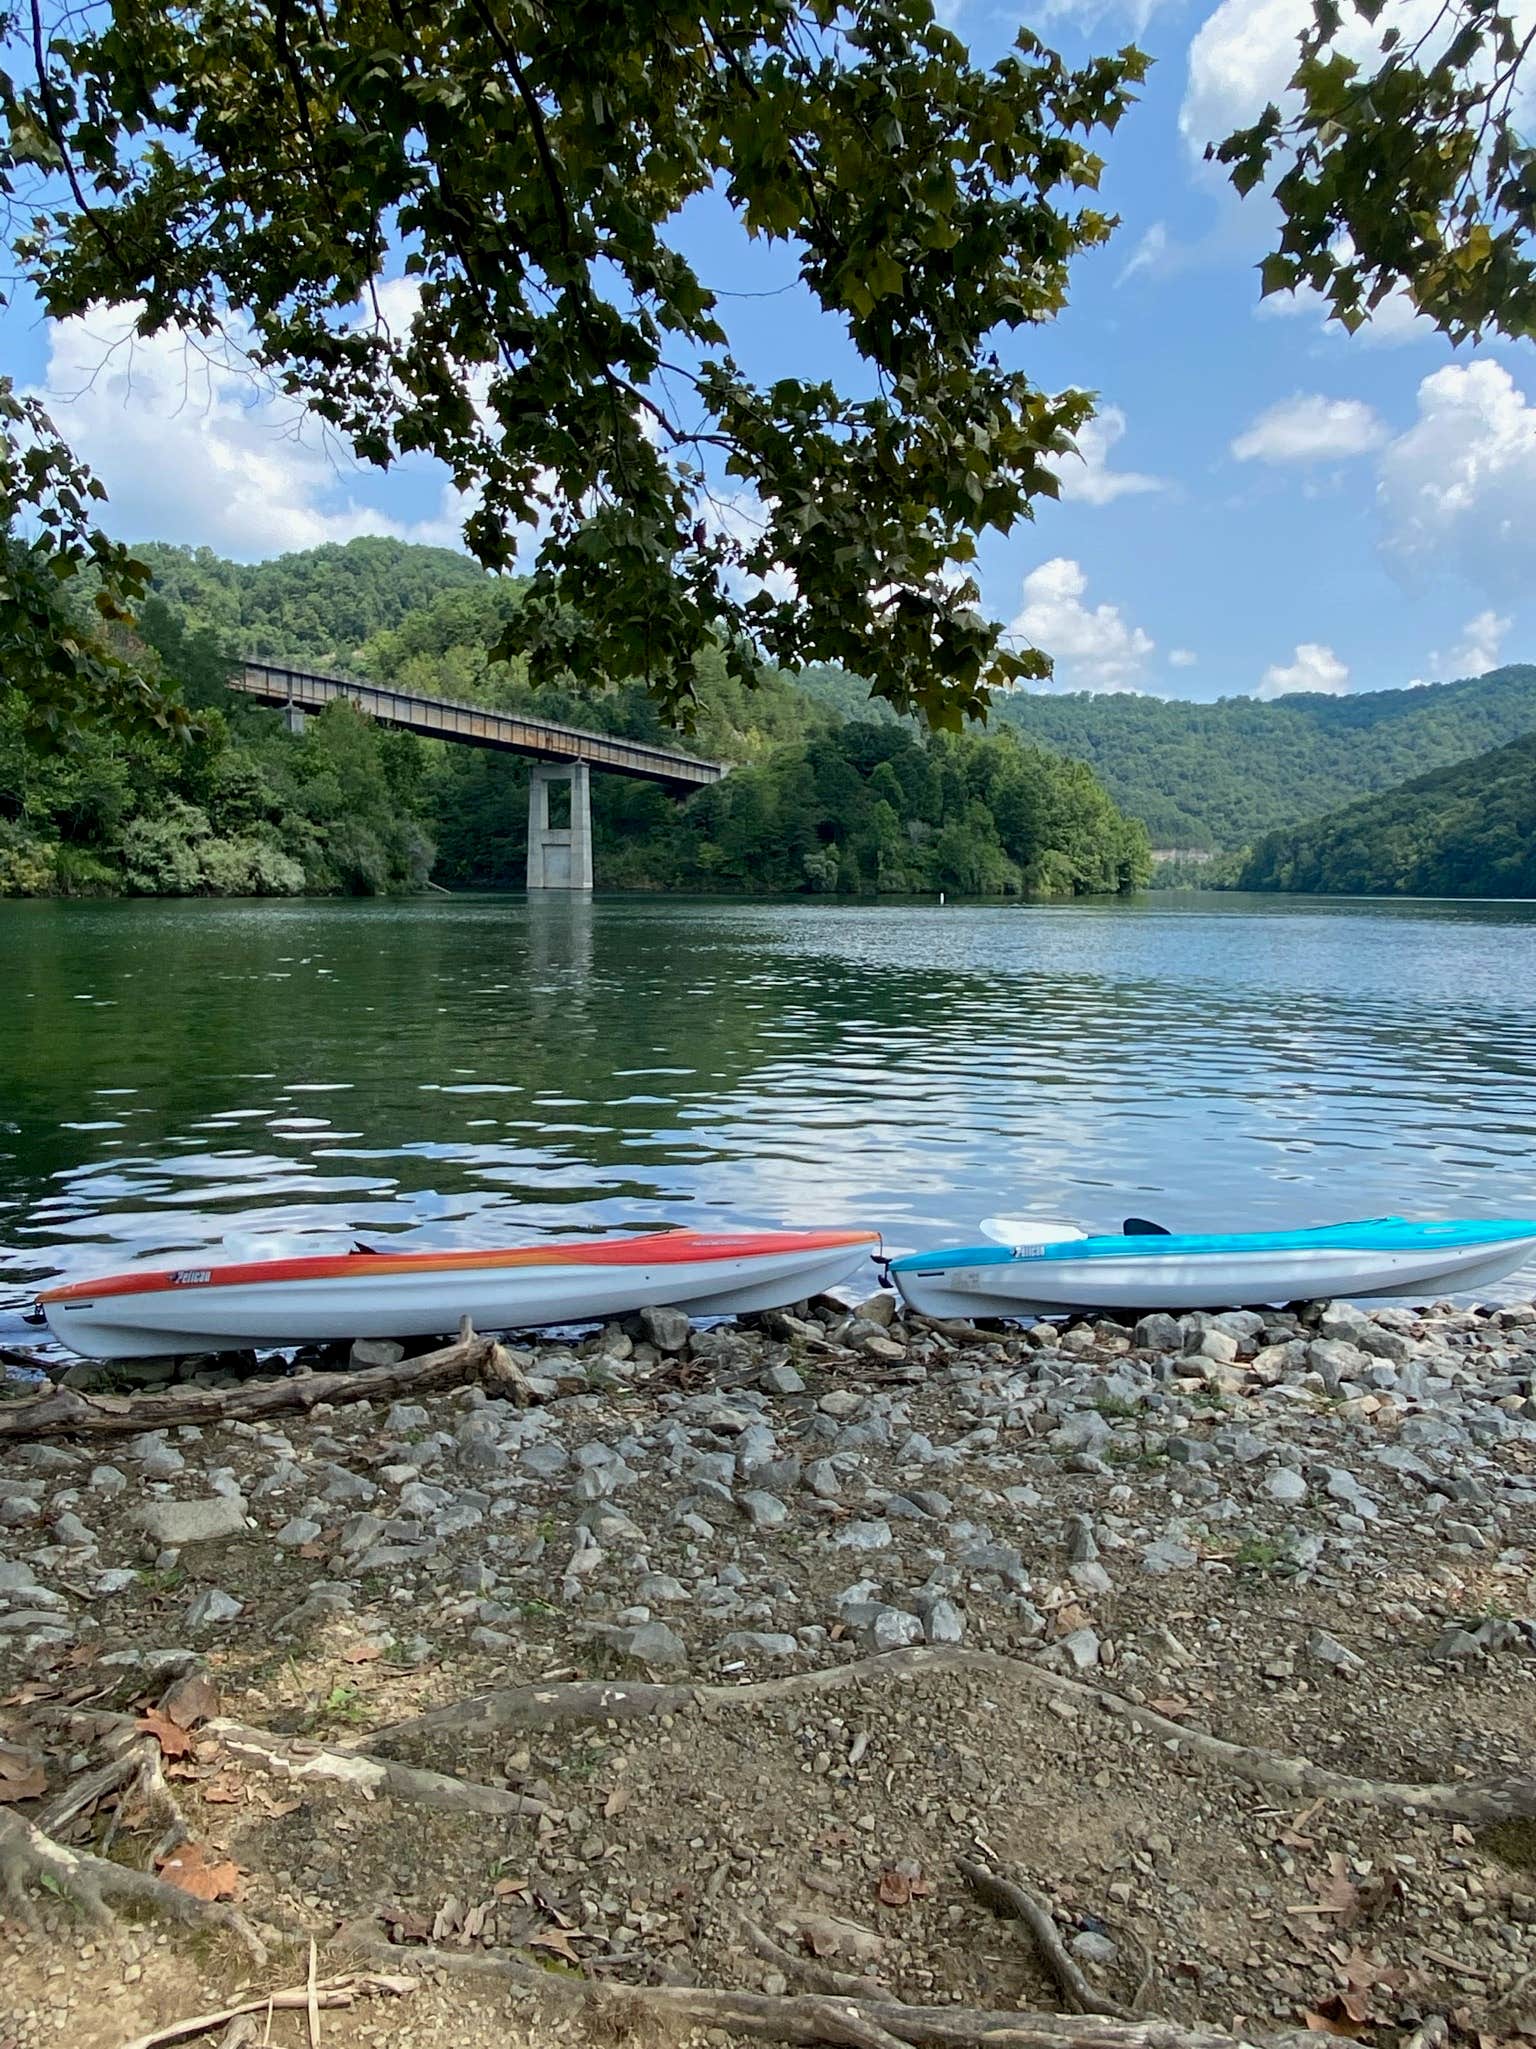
<box><xmin>0</xmin><ymin>1807</ymin><xmax>270</xmax><ymax>1961</ymax></box>
<box><xmin>362</xmin><ymin>1644</ymin><xmax>1536</xmax><ymax>1825</ymax></box>
<box><xmin>0</xmin><ymin>1331</ymin><xmax>530</xmax><ymax>1442</ymax></box>
<box><xmin>333</xmin><ymin>1931</ymin><xmax>1320</xmax><ymax>2049</ymax></box>
<box><xmin>205</xmin><ymin>1720</ymin><xmax>543</xmax><ymax>1818</ymax></box>
<box><xmin>957</xmin><ymin>1856</ymin><xmax>1132</xmax><ymax>2020</ymax></box>
<box><xmin>36</xmin><ymin>1734</ymin><xmax>155</xmax><ymax>1839</ymax></box>
<box><xmin>738</xmin><ymin>1913</ymin><xmax>892</xmax><ymax>1999</ymax></box>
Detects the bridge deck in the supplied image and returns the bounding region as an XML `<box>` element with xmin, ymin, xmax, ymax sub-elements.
<box><xmin>230</xmin><ymin>660</ymin><xmax>725</xmax><ymax>790</ymax></box>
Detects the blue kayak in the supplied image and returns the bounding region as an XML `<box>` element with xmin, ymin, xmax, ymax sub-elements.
<box><xmin>889</xmin><ymin>1216</ymin><xmax>1536</xmax><ymax>1317</ymax></box>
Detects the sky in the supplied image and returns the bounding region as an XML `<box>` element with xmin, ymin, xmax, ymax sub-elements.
<box><xmin>5</xmin><ymin>0</ymin><xmax>1536</xmax><ymax>707</ymax></box>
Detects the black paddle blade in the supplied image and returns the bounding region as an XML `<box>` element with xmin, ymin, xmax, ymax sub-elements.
<box><xmin>1123</xmin><ymin>1216</ymin><xmax>1171</xmax><ymax>1236</ymax></box>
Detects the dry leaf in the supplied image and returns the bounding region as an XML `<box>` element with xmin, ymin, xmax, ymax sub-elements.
<box><xmin>1053</xmin><ymin>1601</ymin><xmax>1091</xmax><ymax>1636</ymax></box>
<box><xmin>493</xmin><ymin>1877</ymin><xmax>531</xmax><ymax>1899</ymax></box>
<box><xmin>0</xmin><ymin>1745</ymin><xmax>47</xmax><ymax>1804</ymax></box>
<box><xmin>138</xmin><ymin>1709</ymin><xmax>198</xmax><ymax>1760</ymax></box>
<box><xmin>603</xmin><ymin>1787</ymin><xmax>629</xmax><ymax>1820</ymax></box>
<box><xmin>878</xmin><ymin>1870</ymin><xmax>913</xmax><ymax>1907</ymax></box>
<box><xmin>527</xmin><ymin>1927</ymin><xmax>583</xmax><ymax>1964</ymax></box>
<box><xmin>341</xmin><ymin>1643</ymin><xmax>383</xmax><ymax>1665</ymax></box>
<box><xmin>382</xmin><ymin>1907</ymin><xmax>431</xmax><ymax>1944</ymax></box>
<box><xmin>156</xmin><ymin>1841</ymin><xmax>242</xmax><ymax>1901</ymax></box>
<box><xmin>432</xmin><ymin>1897</ymin><xmax>464</xmax><ymax>1943</ymax></box>
<box><xmin>202</xmin><ymin>1773</ymin><xmax>247</xmax><ymax>1805</ymax></box>
<box><xmin>1145</xmin><ymin>1695</ymin><xmax>1192</xmax><ymax>1719</ymax></box>
<box><xmin>461</xmin><ymin>1902</ymin><xmax>489</xmax><ymax>1943</ymax></box>
<box><xmin>1304</xmin><ymin>2009</ymin><xmax>1363</xmax><ymax>2038</ymax></box>
<box><xmin>298</xmin><ymin>1540</ymin><xmax>329</xmax><ymax>1560</ymax></box>
<box><xmin>1309</xmin><ymin>1854</ymin><xmax>1363</xmax><ymax>1926</ymax></box>
<box><xmin>159</xmin><ymin>1669</ymin><xmax>220</xmax><ymax>1730</ymax></box>
<box><xmin>254</xmin><ymin>1790</ymin><xmax>301</xmax><ymax>1819</ymax></box>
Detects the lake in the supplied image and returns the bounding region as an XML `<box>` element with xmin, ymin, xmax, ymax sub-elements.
<box><xmin>3</xmin><ymin>891</ymin><xmax>1535</xmax><ymax>1325</ymax></box>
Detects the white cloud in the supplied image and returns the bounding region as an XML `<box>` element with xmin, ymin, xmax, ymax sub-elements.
<box><xmin>1377</xmin><ymin>360</ymin><xmax>1536</xmax><ymax>593</ymax></box>
<box><xmin>1231</xmin><ymin>393</ymin><xmax>1386</xmax><ymax>465</ymax></box>
<box><xmin>1252</xmin><ymin>233</ymin><xmax>1442</xmax><ymax>347</ymax></box>
<box><xmin>1033</xmin><ymin>0</ymin><xmax>1170</xmax><ymax>35</ymax></box>
<box><xmin>27</xmin><ymin>300</ymin><xmax>476</xmax><ymax>560</ymax></box>
<box><xmin>1182</xmin><ymin>0</ymin><xmax>1481</xmax><ymax>152</ymax></box>
<box><xmin>1009</xmin><ymin>557</ymin><xmax>1155</xmax><ymax>693</ymax></box>
<box><xmin>1117</xmin><ymin>223</ymin><xmax>1168</xmax><ymax>285</ymax></box>
<box><xmin>1255</xmin><ymin>641</ymin><xmax>1350</xmax><ymax>699</ymax></box>
<box><xmin>1184</xmin><ymin>0</ymin><xmax>1536</xmax><ymax>155</ymax></box>
<box><xmin>1412</xmin><ymin>609</ymin><xmax>1512</xmax><ymax>686</ymax></box>
<box><xmin>1052</xmin><ymin>407</ymin><xmax>1164</xmax><ymax>506</ymax></box>
<box><xmin>1168</xmin><ymin>647</ymin><xmax>1198</xmax><ymax>668</ymax></box>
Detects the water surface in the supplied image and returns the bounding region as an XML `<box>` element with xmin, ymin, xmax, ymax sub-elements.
<box><xmin>3</xmin><ymin>891</ymin><xmax>1534</xmax><ymax>1320</ymax></box>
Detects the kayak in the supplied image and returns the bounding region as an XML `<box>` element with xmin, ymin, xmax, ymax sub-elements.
<box><xmin>888</xmin><ymin>1216</ymin><xmax>1536</xmax><ymax>1318</ymax></box>
<box><xmin>36</xmin><ymin>1226</ymin><xmax>881</xmax><ymax>1359</ymax></box>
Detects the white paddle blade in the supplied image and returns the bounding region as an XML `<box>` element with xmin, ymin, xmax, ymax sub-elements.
<box><xmin>979</xmin><ymin>1216</ymin><xmax>1087</xmax><ymax>1247</ymax></box>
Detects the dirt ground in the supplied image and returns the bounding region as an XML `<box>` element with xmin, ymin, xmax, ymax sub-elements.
<box><xmin>2</xmin><ymin>1293</ymin><xmax>1535</xmax><ymax>2049</ymax></box>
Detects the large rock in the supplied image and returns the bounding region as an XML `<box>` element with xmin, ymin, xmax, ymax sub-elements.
<box><xmin>606</xmin><ymin>1619</ymin><xmax>688</xmax><ymax>1668</ymax></box>
<box><xmin>351</xmin><ymin>1338</ymin><xmax>405</xmax><ymax>1369</ymax></box>
<box><xmin>135</xmin><ymin>1497</ymin><xmax>248</xmax><ymax>1548</ymax></box>
<box><xmin>1133</xmin><ymin>1312</ymin><xmax>1184</xmax><ymax>1353</ymax></box>
<box><xmin>639</xmin><ymin>1304</ymin><xmax>692</xmax><ymax>1354</ymax></box>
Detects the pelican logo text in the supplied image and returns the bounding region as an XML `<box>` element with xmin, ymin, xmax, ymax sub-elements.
<box><xmin>171</xmin><ymin>1270</ymin><xmax>212</xmax><ymax>1286</ymax></box>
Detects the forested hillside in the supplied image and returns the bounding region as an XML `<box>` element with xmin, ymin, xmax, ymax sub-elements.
<box><xmin>0</xmin><ymin>539</ymin><xmax>1148</xmax><ymax>901</ymax></box>
<box><xmin>134</xmin><ymin>538</ymin><xmax>487</xmax><ymax>670</ymax></box>
<box><xmin>993</xmin><ymin>671</ymin><xmax>1536</xmax><ymax>849</ymax></box>
<box><xmin>1238</xmin><ymin>734</ymin><xmax>1536</xmax><ymax>898</ymax></box>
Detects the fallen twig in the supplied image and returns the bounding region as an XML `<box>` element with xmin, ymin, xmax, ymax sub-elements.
<box><xmin>306</xmin><ymin>1938</ymin><xmax>321</xmax><ymax>2048</ymax></box>
<box><xmin>363</xmin><ymin>1645</ymin><xmax>1536</xmax><ymax>1825</ymax></box>
<box><xmin>957</xmin><ymin>1857</ymin><xmax>1132</xmax><ymax>2020</ymax></box>
<box><xmin>116</xmin><ymin>1973</ymin><xmax>413</xmax><ymax>2049</ymax></box>
<box><xmin>0</xmin><ymin>1333</ymin><xmax>529</xmax><ymax>1441</ymax></box>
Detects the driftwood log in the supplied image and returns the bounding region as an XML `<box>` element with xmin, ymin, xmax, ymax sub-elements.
<box><xmin>0</xmin><ymin>1333</ymin><xmax>529</xmax><ymax>1441</ymax></box>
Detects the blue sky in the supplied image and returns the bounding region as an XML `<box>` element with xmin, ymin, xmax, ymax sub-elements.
<box><xmin>6</xmin><ymin>0</ymin><xmax>1534</xmax><ymax>705</ymax></box>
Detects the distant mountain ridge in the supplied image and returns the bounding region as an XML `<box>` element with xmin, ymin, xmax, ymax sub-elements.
<box><xmin>132</xmin><ymin>540</ymin><xmax>1536</xmax><ymax>858</ymax></box>
<box><xmin>989</xmin><ymin>668</ymin><xmax>1536</xmax><ymax>849</ymax></box>
<box><xmin>1238</xmin><ymin>732</ymin><xmax>1536</xmax><ymax>899</ymax></box>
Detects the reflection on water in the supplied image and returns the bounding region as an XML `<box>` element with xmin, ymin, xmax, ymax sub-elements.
<box><xmin>2</xmin><ymin>891</ymin><xmax>1535</xmax><ymax>1315</ymax></box>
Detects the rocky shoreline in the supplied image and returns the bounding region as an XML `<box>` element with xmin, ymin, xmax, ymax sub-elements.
<box><xmin>2</xmin><ymin>1290</ymin><xmax>1535</xmax><ymax>2048</ymax></box>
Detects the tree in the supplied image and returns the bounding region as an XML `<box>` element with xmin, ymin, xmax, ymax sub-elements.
<box><xmin>0</xmin><ymin>0</ymin><xmax>1146</xmax><ymax>732</ymax></box>
<box><xmin>1213</xmin><ymin>0</ymin><xmax>1536</xmax><ymax>342</ymax></box>
<box><xmin>0</xmin><ymin>381</ymin><xmax>189</xmax><ymax>743</ymax></box>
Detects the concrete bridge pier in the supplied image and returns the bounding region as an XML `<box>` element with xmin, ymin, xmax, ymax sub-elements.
<box><xmin>282</xmin><ymin>702</ymin><xmax>306</xmax><ymax>735</ymax></box>
<box><xmin>526</xmin><ymin>758</ymin><xmax>593</xmax><ymax>892</ymax></box>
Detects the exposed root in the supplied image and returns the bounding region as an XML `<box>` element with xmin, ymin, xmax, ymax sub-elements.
<box><xmin>207</xmin><ymin>1720</ymin><xmax>544</xmax><ymax>1818</ymax></box>
<box><xmin>36</xmin><ymin>1735</ymin><xmax>154</xmax><ymax>1838</ymax></box>
<box><xmin>0</xmin><ymin>1807</ymin><xmax>270</xmax><ymax>1961</ymax></box>
<box><xmin>957</xmin><ymin>1856</ymin><xmax>1132</xmax><ymax>2020</ymax></box>
<box><xmin>333</xmin><ymin>1932</ymin><xmax>1320</xmax><ymax>2049</ymax></box>
<box><xmin>0</xmin><ymin>1332</ymin><xmax>530</xmax><ymax>1442</ymax></box>
<box><xmin>739</xmin><ymin>1913</ymin><xmax>891</xmax><ymax>1999</ymax></box>
<box><xmin>363</xmin><ymin>1645</ymin><xmax>1536</xmax><ymax>1825</ymax></box>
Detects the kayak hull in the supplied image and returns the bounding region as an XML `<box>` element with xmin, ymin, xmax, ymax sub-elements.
<box><xmin>37</xmin><ymin>1228</ymin><xmax>880</xmax><ymax>1359</ymax></box>
<box><xmin>890</xmin><ymin>1219</ymin><xmax>1536</xmax><ymax>1319</ymax></box>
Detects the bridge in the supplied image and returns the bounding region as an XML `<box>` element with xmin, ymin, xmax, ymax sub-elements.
<box><xmin>229</xmin><ymin>658</ymin><xmax>726</xmax><ymax>892</ymax></box>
